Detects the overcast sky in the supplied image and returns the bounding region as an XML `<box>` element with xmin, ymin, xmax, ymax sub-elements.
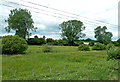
<box><xmin>0</xmin><ymin>0</ymin><xmax>119</xmax><ymax>40</ymax></box>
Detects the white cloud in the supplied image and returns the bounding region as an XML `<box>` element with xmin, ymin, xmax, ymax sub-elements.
<box><xmin>35</xmin><ymin>24</ymin><xmax>46</xmax><ymax>30</ymax></box>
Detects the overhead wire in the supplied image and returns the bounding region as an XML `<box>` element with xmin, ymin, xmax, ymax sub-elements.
<box><xmin>20</xmin><ymin>0</ymin><xmax>118</xmax><ymax>27</ymax></box>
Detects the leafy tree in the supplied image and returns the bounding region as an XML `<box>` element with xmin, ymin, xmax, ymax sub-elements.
<box><xmin>59</xmin><ymin>20</ymin><xmax>86</xmax><ymax>46</ymax></box>
<box><xmin>27</xmin><ymin>38</ymin><xmax>45</xmax><ymax>45</ymax></box>
<box><xmin>34</xmin><ymin>35</ymin><xmax>38</xmax><ymax>38</ymax></box>
<box><xmin>43</xmin><ymin>36</ymin><xmax>46</xmax><ymax>40</ymax></box>
<box><xmin>46</xmin><ymin>38</ymin><xmax>53</xmax><ymax>43</ymax></box>
<box><xmin>85</xmin><ymin>38</ymin><xmax>92</xmax><ymax>42</ymax></box>
<box><xmin>94</xmin><ymin>26</ymin><xmax>113</xmax><ymax>44</ymax></box>
<box><xmin>5</xmin><ymin>8</ymin><xmax>37</xmax><ymax>39</ymax></box>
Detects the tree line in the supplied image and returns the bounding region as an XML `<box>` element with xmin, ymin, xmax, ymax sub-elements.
<box><xmin>4</xmin><ymin>8</ymin><xmax>120</xmax><ymax>46</ymax></box>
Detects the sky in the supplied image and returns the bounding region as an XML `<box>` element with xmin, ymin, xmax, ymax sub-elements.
<box><xmin>0</xmin><ymin>0</ymin><xmax>119</xmax><ymax>40</ymax></box>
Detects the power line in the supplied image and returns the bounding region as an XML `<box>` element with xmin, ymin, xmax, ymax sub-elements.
<box><xmin>20</xmin><ymin>0</ymin><xmax>118</xmax><ymax>27</ymax></box>
<box><xmin>0</xmin><ymin>4</ymin><xmax>70</xmax><ymax>20</ymax></box>
<box><xmin>1</xmin><ymin>0</ymin><xmax>118</xmax><ymax>27</ymax></box>
<box><xmin>1</xmin><ymin>0</ymin><xmax>106</xmax><ymax>27</ymax></box>
<box><xmin>1</xmin><ymin>0</ymin><xmax>78</xmax><ymax>19</ymax></box>
<box><xmin>0</xmin><ymin>3</ymin><xmax>104</xmax><ymax>28</ymax></box>
<box><xmin>0</xmin><ymin>3</ymin><xmax>117</xmax><ymax>30</ymax></box>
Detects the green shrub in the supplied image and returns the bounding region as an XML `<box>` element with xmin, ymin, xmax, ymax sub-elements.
<box><xmin>107</xmin><ymin>47</ymin><xmax>120</xmax><ymax>60</ymax></box>
<box><xmin>42</xmin><ymin>45</ymin><xmax>52</xmax><ymax>53</ymax></box>
<box><xmin>2</xmin><ymin>35</ymin><xmax>28</xmax><ymax>54</ymax></box>
<box><xmin>106</xmin><ymin>43</ymin><xmax>115</xmax><ymax>50</ymax></box>
<box><xmin>92</xmin><ymin>43</ymin><xmax>106</xmax><ymax>50</ymax></box>
<box><xmin>78</xmin><ymin>44</ymin><xmax>90</xmax><ymax>51</ymax></box>
<box><xmin>89</xmin><ymin>41</ymin><xmax>94</xmax><ymax>46</ymax></box>
<box><xmin>75</xmin><ymin>41</ymin><xmax>84</xmax><ymax>46</ymax></box>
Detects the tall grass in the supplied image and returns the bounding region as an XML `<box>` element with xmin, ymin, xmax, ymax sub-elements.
<box><xmin>2</xmin><ymin>45</ymin><xmax>118</xmax><ymax>80</ymax></box>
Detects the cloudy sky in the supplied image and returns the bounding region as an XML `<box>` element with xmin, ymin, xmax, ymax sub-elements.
<box><xmin>0</xmin><ymin>0</ymin><xmax>119</xmax><ymax>40</ymax></box>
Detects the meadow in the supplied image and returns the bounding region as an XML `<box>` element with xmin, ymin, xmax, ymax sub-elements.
<box><xmin>2</xmin><ymin>45</ymin><xmax>118</xmax><ymax>80</ymax></box>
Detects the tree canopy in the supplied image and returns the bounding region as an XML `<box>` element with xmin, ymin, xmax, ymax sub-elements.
<box><xmin>59</xmin><ymin>20</ymin><xmax>86</xmax><ymax>45</ymax></box>
<box><xmin>5</xmin><ymin>8</ymin><xmax>37</xmax><ymax>39</ymax></box>
<box><xmin>94</xmin><ymin>26</ymin><xmax>113</xmax><ymax>44</ymax></box>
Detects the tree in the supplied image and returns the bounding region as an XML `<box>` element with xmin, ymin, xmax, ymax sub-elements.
<box><xmin>85</xmin><ymin>38</ymin><xmax>92</xmax><ymax>42</ymax></box>
<box><xmin>59</xmin><ymin>20</ymin><xmax>86</xmax><ymax>46</ymax></box>
<box><xmin>94</xmin><ymin>26</ymin><xmax>113</xmax><ymax>44</ymax></box>
<box><xmin>117</xmin><ymin>38</ymin><xmax>120</xmax><ymax>46</ymax></box>
<box><xmin>5</xmin><ymin>8</ymin><xmax>37</xmax><ymax>39</ymax></box>
<box><xmin>34</xmin><ymin>35</ymin><xmax>38</xmax><ymax>38</ymax></box>
<box><xmin>43</xmin><ymin>36</ymin><xmax>46</xmax><ymax>40</ymax></box>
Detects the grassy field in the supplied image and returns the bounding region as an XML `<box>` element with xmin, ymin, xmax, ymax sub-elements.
<box><xmin>2</xmin><ymin>45</ymin><xmax>118</xmax><ymax>80</ymax></box>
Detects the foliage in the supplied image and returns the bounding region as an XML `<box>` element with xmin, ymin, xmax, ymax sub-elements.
<box><xmin>27</xmin><ymin>38</ymin><xmax>45</xmax><ymax>45</ymax></box>
<box><xmin>92</xmin><ymin>43</ymin><xmax>106</xmax><ymax>50</ymax></box>
<box><xmin>112</xmin><ymin>41</ymin><xmax>119</xmax><ymax>46</ymax></box>
<box><xmin>42</xmin><ymin>45</ymin><xmax>52</xmax><ymax>53</ymax></box>
<box><xmin>75</xmin><ymin>41</ymin><xmax>84</xmax><ymax>46</ymax></box>
<box><xmin>106</xmin><ymin>43</ymin><xmax>115</xmax><ymax>50</ymax></box>
<box><xmin>5</xmin><ymin>8</ymin><xmax>37</xmax><ymax>39</ymax></box>
<box><xmin>117</xmin><ymin>38</ymin><xmax>120</xmax><ymax>46</ymax></box>
<box><xmin>34</xmin><ymin>35</ymin><xmax>38</xmax><ymax>38</ymax></box>
<box><xmin>46</xmin><ymin>38</ymin><xmax>53</xmax><ymax>43</ymax></box>
<box><xmin>59</xmin><ymin>20</ymin><xmax>86</xmax><ymax>46</ymax></box>
<box><xmin>2</xmin><ymin>35</ymin><xmax>28</xmax><ymax>54</ymax></box>
<box><xmin>107</xmin><ymin>47</ymin><xmax>120</xmax><ymax>60</ymax></box>
<box><xmin>85</xmin><ymin>38</ymin><xmax>92</xmax><ymax>42</ymax></box>
<box><xmin>52</xmin><ymin>40</ymin><xmax>59</xmax><ymax>45</ymax></box>
<box><xmin>94</xmin><ymin>26</ymin><xmax>113</xmax><ymax>45</ymax></box>
<box><xmin>78</xmin><ymin>44</ymin><xmax>90</xmax><ymax>51</ymax></box>
<box><xmin>89</xmin><ymin>41</ymin><xmax>95</xmax><ymax>46</ymax></box>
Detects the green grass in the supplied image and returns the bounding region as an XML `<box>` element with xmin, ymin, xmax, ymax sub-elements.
<box><xmin>2</xmin><ymin>45</ymin><xmax>118</xmax><ymax>80</ymax></box>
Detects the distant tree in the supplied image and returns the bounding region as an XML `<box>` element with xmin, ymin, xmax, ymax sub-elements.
<box><xmin>43</xmin><ymin>36</ymin><xmax>46</xmax><ymax>40</ymax></box>
<box><xmin>117</xmin><ymin>38</ymin><xmax>120</xmax><ymax>42</ymax></box>
<box><xmin>112</xmin><ymin>41</ymin><xmax>119</xmax><ymax>46</ymax></box>
<box><xmin>34</xmin><ymin>35</ymin><xmax>38</xmax><ymax>38</ymax></box>
<box><xmin>85</xmin><ymin>38</ymin><xmax>92</xmax><ymax>42</ymax></box>
<box><xmin>117</xmin><ymin>38</ymin><xmax>120</xmax><ymax>46</ymax></box>
<box><xmin>59</xmin><ymin>20</ymin><xmax>86</xmax><ymax>46</ymax></box>
<box><xmin>94</xmin><ymin>26</ymin><xmax>113</xmax><ymax>44</ymax></box>
<box><xmin>5</xmin><ymin>8</ymin><xmax>37</xmax><ymax>39</ymax></box>
<box><xmin>46</xmin><ymin>38</ymin><xmax>53</xmax><ymax>43</ymax></box>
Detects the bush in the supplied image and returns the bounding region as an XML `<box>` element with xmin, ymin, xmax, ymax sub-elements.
<box><xmin>57</xmin><ymin>40</ymin><xmax>68</xmax><ymax>46</ymax></box>
<box><xmin>92</xmin><ymin>43</ymin><xmax>106</xmax><ymax>50</ymax></box>
<box><xmin>106</xmin><ymin>43</ymin><xmax>115</xmax><ymax>50</ymax></box>
<box><xmin>75</xmin><ymin>41</ymin><xmax>84</xmax><ymax>46</ymax></box>
<box><xmin>2</xmin><ymin>35</ymin><xmax>28</xmax><ymax>54</ymax></box>
<box><xmin>89</xmin><ymin>41</ymin><xmax>94</xmax><ymax>46</ymax></box>
<box><xmin>107</xmin><ymin>47</ymin><xmax>120</xmax><ymax>60</ymax></box>
<box><xmin>78</xmin><ymin>44</ymin><xmax>90</xmax><ymax>51</ymax></box>
<box><xmin>42</xmin><ymin>45</ymin><xmax>52</xmax><ymax>53</ymax></box>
